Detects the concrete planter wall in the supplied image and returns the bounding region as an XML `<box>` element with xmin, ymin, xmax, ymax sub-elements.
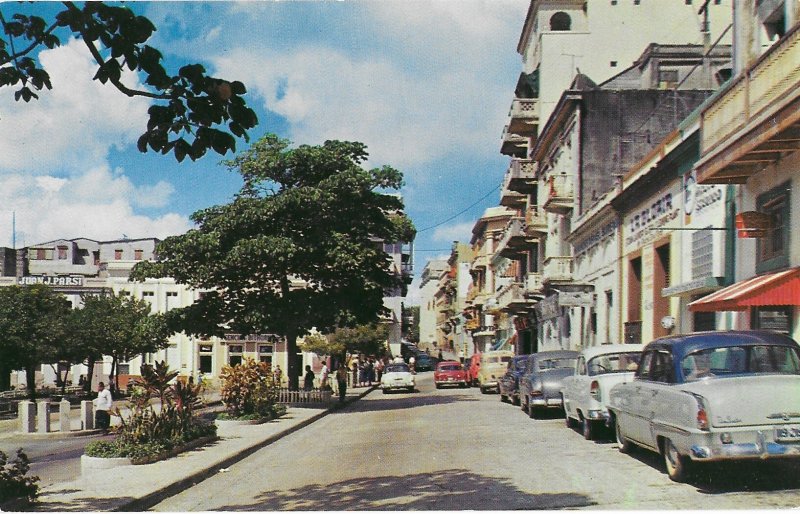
<box><xmin>80</xmin><ymin>435</ymin><xmax>219</xmax><ymax>475</ymax></box>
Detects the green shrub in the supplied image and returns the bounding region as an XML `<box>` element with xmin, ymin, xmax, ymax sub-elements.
<box><xmin>0</xmin><ymin>449</ymin><xmax>39</xmax><ymax>504</ymax></box>
<box><xmin>220</xmin><ymin>359</ymin><xmax>280</xmax><ymax>419</ymax></box>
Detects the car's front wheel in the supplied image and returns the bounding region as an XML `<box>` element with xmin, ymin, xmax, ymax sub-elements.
<box><xmin>614</xmin><ymin>416</ymin><xmax>633</xmax><ymax>453</ymax></box>
<box><xmin>527</xmin><ymin>397</ymin><xmax>536</xmax><ymax>418</ymax></box>
<box><xmin>663</xmin><ymin>438</ymin><xmax>692</xmax><ymax>483</ymax></box>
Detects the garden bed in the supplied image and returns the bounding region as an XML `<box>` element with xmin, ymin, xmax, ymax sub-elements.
<box><xmin>81</xmin><ymin>434</ymin><xmax>219</xmax><ymax>474</ymax></box>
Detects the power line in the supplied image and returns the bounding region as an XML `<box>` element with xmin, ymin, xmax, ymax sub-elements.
<box><xmin>417</xmin><ymin>184</ymin><xmax>501</xmax><ymax>233</ymax></box>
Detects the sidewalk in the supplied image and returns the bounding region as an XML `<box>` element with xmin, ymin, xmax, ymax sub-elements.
<box><xmin>8</xmin><ymin>386</ymin><xmax>375</xmax><ymax>512</ymax></box>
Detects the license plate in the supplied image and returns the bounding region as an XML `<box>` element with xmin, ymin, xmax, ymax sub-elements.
<box><xmin>447</xmin><ymin>377</ymin><xmax>454</xmax><ymax>381</ymax></box>
<box><xmin>394</xmin><ymin>377</ymin><xmax>403</xmax><ymax>381</ymax></box>
<box><xmin>774</xmin><ymin>425</ymin><xmax>800</xmax><ymax>442</ymax></box>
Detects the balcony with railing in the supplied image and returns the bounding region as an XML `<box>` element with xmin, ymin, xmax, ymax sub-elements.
<box><xmin>503</xmin><ymin>158</ymin><xmax>538</xmax><ymax>194</ymax></box>
<box><xmin>507</xmin><ymin>97</ymin><xmax>540</xmax><ymax>137</ymax></box>
<box><xmin>697</xmin><ymin>23</ymin><xmax>800</xmax><ymax>184</ymax></box>
<box><xmin>495</xmin><ymin>281</ymin><xmax>532</xmax><ymax>314</ymax></box>
<box><xmin>525</xmin><ymin>206</ymin><xmax>547</xmax><ymax>236</ymax></box>
<box><xmin>500</xmin><ymin>125</ymin><xmax>529</xmax><ymax>157</ymax></box>
<box><xmin>542</xmin><ymin>256</ymin><xmax>573</xmax><ymax>283</ymax></box>
<box><xmin>495</xmin><ymin>217</ymin><xmax>529</xmax><ymax>259</ymax></box>
<box><xmin>542</xmin><ymin>174</ymin><xmax>574</xmax><ymax>214</ymax></box>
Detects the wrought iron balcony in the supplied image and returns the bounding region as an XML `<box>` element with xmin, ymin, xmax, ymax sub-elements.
<box><xmin>503</xmin><ymin>158</ymin><xmax>538</xmax><ymax>194</ymax></box>
<box><xmin>542</xmin><ymin>256</ymin><xmax>573</xmax><ymax>283</ymax></box>
<box><xmin>542</xmin><ymin>174</ymin><xmax>574</xmax><ymax>214</ymax></box>
<box><xmin>507</xmin><ymin>97</ymin><xmax>539</xmax><ymax>137</ymax></box>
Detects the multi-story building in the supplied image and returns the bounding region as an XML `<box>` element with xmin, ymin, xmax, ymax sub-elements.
<box><xmin>418</xmin><ymin>259</ymin><xmax>449</xmax><ymax>352</ymax></box>
<box><xmin>4</xmin><ymin>235</ymin><xmax>415</xmax><ymax>389</ymax></box>
<box><xmin>484</xmin><ymin>0</ymin><xmax>734</xmax><ymax>354</ymax></box>
<box><xmin>435</xmin><ymin>243</ymin><xmax>473</xmax><ymax>357</ymax></box>
<box><xmin>690</xmin><ymin>1</ymin><xmax>800</xmax><ymax>340</ymax></box>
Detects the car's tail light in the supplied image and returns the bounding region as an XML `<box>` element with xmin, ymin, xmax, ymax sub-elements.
<box><xmin>691</xmin><ymin>393</ymin><xmax>710</xmax><ymax>431</ymax></box>
<box><xmin>589</xmin><ymin>380</ymin><xmax>600</xmax><ymax>401</ymax></box>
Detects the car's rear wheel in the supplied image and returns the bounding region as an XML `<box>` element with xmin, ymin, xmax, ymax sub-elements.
<box><xmin>435</xmin><ymin>383</ymin><xmax>441</xmax><ymax>389</ymax></box>
<box><xmin>527</xmin><ymin>397</ymin><xmax>536</xmax><ymax>418</ymax></box>
<box><xmin>663</xmin><ymin>438</ymin><xmax>692</xmax><ymax>483</ymax></box>
<box><xmin>582</xmin><ymin>418</ymin><xmax>595</xmax><ymax>440</ymax></box>
<box><xmin>614</xmin><ymin>416</ymin><xmax>633</xmax><ymax>454</ymax></box>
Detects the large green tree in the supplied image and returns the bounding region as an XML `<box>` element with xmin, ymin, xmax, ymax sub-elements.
<box><xmin>132</xmin><ymin>134</ymin><xmax>416</xmax><ymax>389</ymax></box>
<box><xmin>70</xmin><ymin>292</ymin><xmax>171</xmax><ymax>392</ymax></box>
<box><xmin>0</xmin><ymin>285</ymin><xmax>71</xmax><ymax>399</ymax></box>
<box><xmin>0</xmin><ymin>2</ymin><xmax>258</xmax><ymax>161</ymax></box>
<box><xmin>300</xmin><ymin>323</ymin><xmax>389</xmax><ymax>362</ymax></box>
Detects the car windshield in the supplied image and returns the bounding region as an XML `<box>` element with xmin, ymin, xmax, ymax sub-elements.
<box><xmin>587</xmin><ymin>352</ymin><xmax>642</xmax><ymax>376</ymax></box>
<box><xmin>439</xmin><ymin>364</ymin><xmax>462</xmax><ymax>371</ymax></box>
<box><xmin>483</xmin><ymin>356</ymin><xmax>511</xmax><ymax>364</ymax></box>
<box><xmin>538</xmin><ymin>358</ymin><xmax>577</xmax><ymax>370</ymax></box>
<box><xmin>386</xmin><ymin>364</ymin><xmax>410</xmax><ymax>373</ymax></box>
<box><xmin>681</xmin><ymin>344</ymin><xmax>800</xmax><ymax>382</ymax></box>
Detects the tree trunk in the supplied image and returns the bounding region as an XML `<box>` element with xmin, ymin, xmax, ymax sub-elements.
<box><xmin>85</xmin><ymin>358</ymin><xmax>96</xmax><ymax>392</ymax></box>
<box><xmin>286</xmin><ymin>329</ymin><xmax>299</xmax><ymax>391</ymax></box>
<box><xmin>25</xmin><ymin>366</ymin><xmax>36</xmax><ymax>401</ymax></box>
<box><xmin>0</xmin><ymin>362</ymin><xmax>10</xmax><ymax>391</ymax></box>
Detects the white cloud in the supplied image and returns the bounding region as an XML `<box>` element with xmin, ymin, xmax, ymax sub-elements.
<box><xmin>0</xmin><ymin>169</ymin><xmax>191</xmax><ymax>247</ymax></box>
<box><xmin>0</xmin><ymin>38</ymin><xmax>149</xmax><ymax>174</ymax></box>
<box><xmin>431</xmin><ymin>221</ymin><xmax>474</xmax><ymax>243</ymax></box>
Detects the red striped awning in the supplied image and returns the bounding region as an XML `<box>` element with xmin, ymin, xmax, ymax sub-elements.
<box><xmin>688</xmin><ymin>267</ymin><xmax>800</xmax><ymax>312</ymax></box>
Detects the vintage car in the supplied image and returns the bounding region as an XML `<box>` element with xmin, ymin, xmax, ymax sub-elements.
<box><xmin>380</xmin><ymin>362</ymin><xmax>416</xmax><ymax>393</ymax></box>
<box><xmin>561</xmin><ymin>344</ymin><xmax>643</xmax><ymax>440</ymax></box>
<box><xmin>499</xmin><ymin>355</ymin><xmax>531</xmax><ymax>405</ymax></box>
<box><xmin>519</xmin><ymin>350</ymin><xmax>579</xmax><ymax>417</ymax></box>
<box><xmin>608</xmin><ymin>330</ymin><xmax>800</xmax><ymax>483</ymax></box>
<box><xmin>466</xmin><ymin>353</ymin><xmax>482</xmax><ymax>386</ymax></box>
<box><xmin>433</xmin><ymin>360</ymin><xmax>468</xmax><ymax>388</ymax></box>
<box><xmin>476</xmin><ymin>350</ymin><xmax>514</xmax><ymax>393</ymax></box>
<box><xmin>415</xmin><ymin>353</ymin><xmax>438</xmax><ymax>372</ymax></box>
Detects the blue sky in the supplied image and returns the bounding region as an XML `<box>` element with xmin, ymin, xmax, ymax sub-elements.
<box><xmin>0</xmin><ymin>1</ymin><xmax>528</xmax><ymax>301</ymax></box>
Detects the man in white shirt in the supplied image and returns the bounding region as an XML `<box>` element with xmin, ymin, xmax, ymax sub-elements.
<box><xmin>94</xmin><ymin>381</ymin><xmax>113</xmax><ymax>431</ymax></box>
<box><xmin>319</xmin><ymin>362</ymin><xmax>329</xmax><ymax>390</ymax></box>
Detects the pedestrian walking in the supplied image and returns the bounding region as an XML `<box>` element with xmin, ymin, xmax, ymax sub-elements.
<box><xmin>319</xmin><ymin>361</ymin><xmax>330</xmax><ymax>390</ymax></box>
<box><xmin>94</xmin><ymin>381</ymin><xmax>113</xmax><ymax>432</ymax></box>
<box><xmin>273</xmin><ymin>365</ymin><xmax>283</xmax><ymax>386</ymax></box>
<box><xmin>303</xmin><ymin>365</ymin><xmax>315</xmax><ymax>391</ymax></box>
<box><xmin>375</xmin><ymin>359</ymin><xmax>384</xmax><ymax>382</ymax></box>
<box><xmin>350</xmin><ymin>359</ymin><xmax>359</xmax><ymax>387</ymax></box>
<box><xmin>336</xmin><ymin>364</ymin><xmax>348</xmax><ymax>402</ymax></box>
<box><xmin>409</xmin><ymin>355</ymin><xmax>416</xmax><ymax>374</ymax></box>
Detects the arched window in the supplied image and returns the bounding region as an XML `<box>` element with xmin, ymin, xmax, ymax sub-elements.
<box><xmin>550</xmin><ymin>12</ymin><xmax>571</xmax><ymax>31</ymax></box>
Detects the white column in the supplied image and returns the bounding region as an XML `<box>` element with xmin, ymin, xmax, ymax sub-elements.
<box><xmin>80</xmin><ymin>400</ymin><xmax>94</xmax><ymax>430</ymax></box>
<box><xmin>18</xmin><ymin>401</ymin><xmax>35</xmax><ymax>433</ymax></box>
<box><xmin>59</xmin><ymin>400</ymin><xmax>71</xmax><ymax>433</ymax></box>
<box><xmin>37</xmin><ymin>401</ymin><xmax>50</xmax><ymax>433</ymax></box>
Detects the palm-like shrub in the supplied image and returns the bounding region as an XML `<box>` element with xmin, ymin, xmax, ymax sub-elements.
<box><xmin>85</xmin><ymin>361</ymin><xmax>215</xmax><ymax>461</ymax></box>
<box><xmin>219</xmin><ymin>358</ymin><xmax>282</xmax><ymax>419</ymax></box>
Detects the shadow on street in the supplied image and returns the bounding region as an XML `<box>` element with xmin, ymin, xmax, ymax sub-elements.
<box><xmin>343</xmin><ymin>392</ymin><xmax>479</xmax><ymax>414</ymax></box>
<box><xmin>215</xmin><ymin>468</ymin><xmax>596</xmax><ymax>511</ymax></box>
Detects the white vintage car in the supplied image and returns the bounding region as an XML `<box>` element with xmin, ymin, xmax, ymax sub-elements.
<box><xmin>608</xmin><ymin>331</ymin><xmax>800</xmax><ymax>482</ymax></box>
<box><xmin>381</xmin><ymin>362</ymin><xmax>416</xmax><ymax>393</ymax></box>
<box><xmin>561</xmin><ymin>344</ymin><xmax>643</xmax><ymax>440</ymax></box>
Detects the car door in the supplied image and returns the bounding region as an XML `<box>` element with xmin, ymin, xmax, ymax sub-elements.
<box><xmin>618</xmin><ymin>350</ymin><xmax>654</xmax><ymax>446</ymax></box>
<box><xmin>631</xmin><ymin>349</ymin><xmax>674</xmax><ymax>450</ymax></box>
<box><xmin>562</xmin><ymin>355</ymin><xmax>586</xmax><ymax>417</ymax></box>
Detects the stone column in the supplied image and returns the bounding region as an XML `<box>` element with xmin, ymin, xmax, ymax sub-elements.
<box><xmin>18</xmin><ymin>401</ymin><xmax>35</xmax><ymax>433</ymax></box>
<box><xmin>37</xmin><ymin>401</ymin><xmax>50</xmax><ymax>433</ymax></box>
<box><xmin>59</xmin><ymin>400</ymin><xmax>72</xmax><ymax>433</ymax></box>
<box><xmin>80</xmin><ymin>400</ymin><xmax>94</xmax><ymax>430</ymax></box>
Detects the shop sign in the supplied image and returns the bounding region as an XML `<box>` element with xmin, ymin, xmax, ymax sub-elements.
<box><xmin>624</xmin><ymin>190</ymin><xmax>680</xmax><ymax>250</ymax></box>
<box><xmin>18</xmin><ymin>275</ymin><xmax>83</xmax><ymax>286</ymax></box>
<box><xmin>574</xmin><ymin>219</ymin><xmax>618</xmax><ymax>256</ymax></box>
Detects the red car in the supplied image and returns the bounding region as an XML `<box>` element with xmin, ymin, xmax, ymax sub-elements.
<box><xmin>434</xmin><ymin>360</ymin><xmax>468</xmax><ymax>388</ymax></box>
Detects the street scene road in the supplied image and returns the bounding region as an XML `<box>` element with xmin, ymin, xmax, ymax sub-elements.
<box><xmin>152</xmin><ymin>373</ymin><xmax>800</xmax><ymax>511</ymax></box>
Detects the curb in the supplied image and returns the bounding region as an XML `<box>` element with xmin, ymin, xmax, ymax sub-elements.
<box><xmin>115</xmin><ymin>385</ymin><xmax>376</xmax><ymax>512</ymax></box>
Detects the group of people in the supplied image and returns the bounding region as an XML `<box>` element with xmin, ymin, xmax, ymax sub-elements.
<box><xmin>348</xmin><ymin>356</ymin><xmax>386</xmax><ymax>387</ymax></box>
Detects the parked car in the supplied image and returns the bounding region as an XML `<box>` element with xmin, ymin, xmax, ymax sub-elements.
<box><xmin>381</xmin><ymin>362</ymin><xmax>416</xmax><ymax>393</ymax></box>
<box><xmin>415</xmin><ymin>353</ymin><xmax>437</xmax><ymax>372</ymax></box>
<box><xmin>466</xmin><ymin>353</ymin><xmax>481</xmax><ymax>386</ymax></box>
<box><xmin>561</xmin><ymin>344</ymin><xmax>643</xmax><ymax>440</ymax></box>
<box><xmin>434</xmin><ymin>361</ymin><xmax>468</xmax><ymax>388</ymax></box>
<box><xmin>518</xmin><ymin>350</ymin><xmax>579</xmax><ymax>418</ymax></box>
<box><xmin>476</xmin><ymin>350</ymin><xmax>514</xmax><ymax>393</ymax></box>
<box><xmin>608</xmin><ymin>330</ymin><xmax>800</xmax><ymax>483</ymax></box>
<box><xmin>499</xmin><ymin>355</ymin><xmax>531</xmax><ymax>405</ymax></box>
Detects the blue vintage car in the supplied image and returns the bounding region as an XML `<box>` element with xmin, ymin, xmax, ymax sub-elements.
<box><xmin>608</xmin><ymin>330</ymin><xmax>800</xmax><ymax>482</ymax></box>
<box><xmin>518</xmin><ymin>350</ymin><xmax>578</xmax><ymax>418</ymax></box>
<box><xmin>498</xmin><ymin>355</ymin><xmax>531</xmax><ymax>406</ymax></box>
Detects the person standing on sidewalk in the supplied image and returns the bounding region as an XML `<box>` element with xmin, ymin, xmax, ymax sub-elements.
<box><xmin>94</xmin><ymin>382</ymin><xmax>113</xmax><ymax>432</ymax></box>
<box><xmin>336</xmin><ymin>364</ymin><xmax>348</xmax><ymax>402</ymax></box>
<box><xmin>319</xmin><ymin>361</ymin><xmax>330</xmax><ymax>390</ymax></box>
<box><xmin>303</xmin><ymin>365</ymin><xmax>315</xmax><ymax>391</ymax></box>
